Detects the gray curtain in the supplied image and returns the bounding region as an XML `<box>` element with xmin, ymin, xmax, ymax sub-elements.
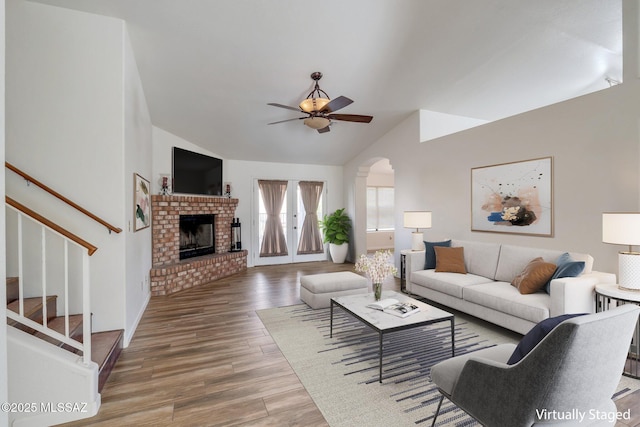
<box><xmin>297</xmin><ymin>181</ymin><xmax>324</xmax><ymax>255</ymax></box>
<box><xmin>259</xmin><ymin>180</ymin><xmax>288</xmax><ymax>257</ymax></box>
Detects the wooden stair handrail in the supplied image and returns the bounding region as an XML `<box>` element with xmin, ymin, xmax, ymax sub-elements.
<box><xmin>6</xmin><ymin>162</ymin><xmax>122</xmax><ymax>234</ymax></box>
<box><xmin>6</xmin><ymin>196</ymin><xmax>98</xmax><ymax>256</ymax></box>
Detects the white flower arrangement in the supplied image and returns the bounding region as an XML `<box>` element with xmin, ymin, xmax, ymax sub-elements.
<box><xmin>354</xmin><ymin>249</ymin><xmax>398</xmax><ymax>284</ymax></box>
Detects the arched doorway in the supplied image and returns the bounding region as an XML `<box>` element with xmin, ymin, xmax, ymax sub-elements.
<box><xmin>351</xmin><ymin>158</ymin><xmax>394</xmax><ymax>261</ymax></box>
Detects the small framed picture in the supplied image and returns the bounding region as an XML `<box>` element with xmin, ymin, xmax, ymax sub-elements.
<box><xmin>134</xmin><ymin>173</ymin><xmax>151</xmax><ymax>232</ymax></box>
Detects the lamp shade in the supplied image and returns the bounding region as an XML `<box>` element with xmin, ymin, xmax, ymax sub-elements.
<box><xmin>602</xmin><ymin>213</ymin><xmax>640</xmax><ymax>246</ymax></box>
<box><xmin>299</xmin><ymin>97</ymin><xmax>330</xmax><ymax>113</ymax></box>
<box><xmin>404</xmin><ymin>211</ymin><xmax>432</xmax><ymax>230</ymax></box>
<box><xmin>303</xmin><ymin>116</ymin><xmax>331</xmax><ymax>129</ymax></box>
<box><xmin>603</xmin><ymin>212</ymin><xmax>640</xmax><ymax>290</ymax></box>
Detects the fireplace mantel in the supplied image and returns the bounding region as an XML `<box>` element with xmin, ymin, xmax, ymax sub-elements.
<box><xmin>150</xmin><ymin>195</ymin><xmax>247</xmax><ymax>295</ymax></box>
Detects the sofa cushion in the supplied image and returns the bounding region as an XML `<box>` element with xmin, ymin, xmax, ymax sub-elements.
<box><xmin>411</xmin><ymin>270</ymin><xmax>494</xmax><ymax>299</ymax></box>
<box><xmin>423</xmin><ymin>240</ymin><xmax>451</xmax><ymax>269</ymax></box>
<box><xmin>451</xmin><ymin>240</ymin><xmax>501</xmax><ymax>279</ymax></box>
<box><xmin>544</xmin><ymin>252</ymin><xmax>585</xmax><ymax>294</ymax></box>
<box><xmin>435</xmin><ymin>246</ymin><xmax>467</xmax><ymax>274</ymax></box>
<box><xmin>494</xmin><ymin>245</ymin><xmax>565</xmax><ymax>283</ymax></box>
<box><xmin>511</xmin><ymin>257</ymin><xmax>556</xmax><ymax>294</ymax></box>
<box><xmin>463</xmin><ymin>281</ymin><xmax>550</xmax><ymax>324</ymax></box>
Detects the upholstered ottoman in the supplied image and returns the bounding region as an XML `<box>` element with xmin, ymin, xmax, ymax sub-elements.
<box><xmin>300</xmin><ymin>271</ymin><xmax>369</xmax><ymax>309</ymax></box>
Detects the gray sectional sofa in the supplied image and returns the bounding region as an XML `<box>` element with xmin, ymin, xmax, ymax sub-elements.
<box><xmin>404</xmin><ymin>240</ymin><xmax>615</xmax><ymax>334</ymax></box>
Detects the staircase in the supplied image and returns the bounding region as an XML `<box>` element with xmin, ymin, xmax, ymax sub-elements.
<box><xmin>5</xmin><ymin>163</ymin><xmax>127</xmax><ymax>425</ymax></box>
<box><xmin>6</xmin><ymin>277</ymin><xmax>123</xmax><ymax>392</ymax></box>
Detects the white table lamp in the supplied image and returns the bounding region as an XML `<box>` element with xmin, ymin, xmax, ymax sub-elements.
<box><xmin>404</xmin><ymin>211</ymin><xmax>432</xmax><ymax>251</ymax></box>
<box><xmin>602</xmin><ymin>212</ymin><xmax>640</xmax><ymax>290</ymax></box>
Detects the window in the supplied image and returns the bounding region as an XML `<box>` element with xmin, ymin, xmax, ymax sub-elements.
<box><xmin>366</xmin><ymin>187</ymin><xmax>394</xmax><ymax>231</ymax></box>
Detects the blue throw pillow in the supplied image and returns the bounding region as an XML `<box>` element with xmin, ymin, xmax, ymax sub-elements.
<box><xmin>424</xmin><ymin>240</ymin><xmax>451</xmax><ymax>269</ymax></box>
<box><xmin>507</xmin><ymin>313</ymin><xmax>587</xmax><ymax>365</ymax></box>
<box><xmin>544</xmin><ymin>252</ymin><xmax>585</xmax><ymax>294</ymax></box>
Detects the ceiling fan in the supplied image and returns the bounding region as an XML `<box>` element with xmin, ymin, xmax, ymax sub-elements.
<box><xmin>267</xmin><ymin>72</ymin><xmax>373</xmax><ymax>133</ymax></box>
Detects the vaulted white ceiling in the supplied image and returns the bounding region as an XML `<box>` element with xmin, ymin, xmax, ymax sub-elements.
<box><xmin>29</xmin><ymin>0</ymin><xmax>622</xmax><ymax>165</ymax></box>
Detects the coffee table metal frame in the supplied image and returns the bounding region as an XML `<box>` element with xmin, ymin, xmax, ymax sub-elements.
<box><xmin>330</xmin><ymin>290</ymin><xmax>455</xmax><ymax>383</ymax></box>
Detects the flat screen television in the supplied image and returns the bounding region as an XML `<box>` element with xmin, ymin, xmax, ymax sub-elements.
<box><xmin>172</xmin><ymin>147</ymin><xmax>223</xmax><ymax>196</ymax></box>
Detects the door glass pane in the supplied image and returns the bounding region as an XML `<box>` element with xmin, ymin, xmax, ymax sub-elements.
<box><xmin>258</xmin><ymin>187</ymin><xmax>288</xmax><ymax>250</ymax></box>
<box><xmin>296</xmin><ymin>183</ymin><xmax>324</xmax><ymax>255</ymax></box>
<box><xmin>296</xmin><ymin>186</ymin><xmax>323</xmax><ymax>231</ymax></box>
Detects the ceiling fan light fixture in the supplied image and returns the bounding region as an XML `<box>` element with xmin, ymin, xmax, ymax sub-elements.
<box><xmin>303</xmin><ymin>116</ymin><xmax>330</xmax><ymax>129</ymax></box>
<box><xmin>299</xmin><ymin>97</ymin><xmax>330</xmax><ymax>113</ymax></box>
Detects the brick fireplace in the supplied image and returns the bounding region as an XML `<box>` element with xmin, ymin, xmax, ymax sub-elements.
<box><xmin>150</xmin><ymin>195</ymin><xmax>247</xmax><ymax>296</ymax></box>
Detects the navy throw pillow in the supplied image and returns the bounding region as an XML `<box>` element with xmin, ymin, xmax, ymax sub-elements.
<box><xmin>424</xmin><ymin>240</ymin><xmax>451</xmax><ymax>269</ymax></box>
<box><xmin>506</xmin><ymin>313</ymin><xmax>587</xmax><ymax>365</ymax></box>
<box><xmin>544</xmin><ymin>252</ymin><xmax>585</xmax><ymax>294</ymax></box>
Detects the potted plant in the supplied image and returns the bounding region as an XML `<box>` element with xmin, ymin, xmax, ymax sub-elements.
<box><xmin>320</xmin><ymin>208</ymin><xmax>351</xmax><ymax>263</ymax></box>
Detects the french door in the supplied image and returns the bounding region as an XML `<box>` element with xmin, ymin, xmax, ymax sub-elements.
<box><xmin>253</xmin><ymin>179</ymin><xmax>326</xmax><ymax>266</ymax></box>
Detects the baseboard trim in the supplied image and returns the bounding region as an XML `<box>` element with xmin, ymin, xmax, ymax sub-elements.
<box><xmin>123</xmin><ymin>291</ymin><xmax>150</xmax><ymax>348</ymax></box>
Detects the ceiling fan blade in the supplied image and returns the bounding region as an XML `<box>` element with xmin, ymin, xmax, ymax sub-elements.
<box><xmin>328</xmin><ymin>113</ymin><xmax>373</xmax><ymax>123</ymax></box>
<box><xmin>317</xmin><ymin>126</ymin><xmax>331</xmax><ymax>134</ymax></box>
<box><xmin>320</xmin><ymin>96</ymin><xmax>353</xmax><ymax>113</ymax></box>
<box><xmin>267</xmin><ymin>102</ymin><xmax>302</xmax><ymax>112</ymax></box>
<box><xmin>268</xmin><ymin>117</ymin><xmax>305</xmax><ymax>125</ymax></box>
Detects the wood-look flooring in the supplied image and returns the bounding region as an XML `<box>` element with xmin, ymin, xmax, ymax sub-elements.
<box><xmin>58</xmin><ymin>261</ymin><xmax>640</xmax><ymax>427</ymax></box>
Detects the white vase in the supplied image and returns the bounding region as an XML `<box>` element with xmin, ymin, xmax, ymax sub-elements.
<box><xmin>329</xmin><ymin>243</ymin><xmax>348</xmax><ymax>264</ymax></box>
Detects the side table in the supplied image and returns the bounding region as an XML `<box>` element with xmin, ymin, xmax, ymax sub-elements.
<box><xmin>400</xmin><ymin>249</ymin><xmax>424</xmax><ymax>294</ymax></box>
<box><xmin>595</xmin><ymin>283</ymin><xmax>640</xmax><ymax>379</ymax></box>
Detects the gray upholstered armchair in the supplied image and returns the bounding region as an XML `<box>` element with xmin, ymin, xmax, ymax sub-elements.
<box><xmin>430</xmin><ymin>304</ymin><xmax>640</xmax><ymax>427</ymax></box>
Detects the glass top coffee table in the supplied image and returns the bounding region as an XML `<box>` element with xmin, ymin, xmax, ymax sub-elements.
<box><xmin>330</xmin><ymin>290</ymin><xmax>455</xmax><ymax>383</ymax></box>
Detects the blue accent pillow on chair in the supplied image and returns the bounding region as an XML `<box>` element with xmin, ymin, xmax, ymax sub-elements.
<box><xmin>424</xmin><ymin>240</ymin><xmax>451</xmax><ymax>269</ymax></box>
<box><xmin>507</xmin><ymin>313</ymin><xmax>587</xmax><ymax>365</ymax></box>
<box><xmin>544</xmin><ymin>252</ymin><xmax>585</xmax><ymax>294</ymax></box>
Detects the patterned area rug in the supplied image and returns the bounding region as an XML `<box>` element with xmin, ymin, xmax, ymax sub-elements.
<box><xmin>257</xmin><ymin>304</ymin><xmax>640</xmax><ymax>427</ymax></box>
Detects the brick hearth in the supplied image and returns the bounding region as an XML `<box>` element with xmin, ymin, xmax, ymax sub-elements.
<box><xmin>150</xmin><ymin>195</ymin><xmax>247</xmax><ymax>296</ymax></box>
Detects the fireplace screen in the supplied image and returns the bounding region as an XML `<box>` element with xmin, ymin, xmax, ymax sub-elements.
<box><xmin>179</xmin><ymin>214</ymin><xmax>215</xmax><ymax>260</ymax></box>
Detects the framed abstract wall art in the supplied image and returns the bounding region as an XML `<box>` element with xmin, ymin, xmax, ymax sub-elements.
<box><xmin>134</xmin><ymin>173</ymin><xmax>151</xmax><ymax>232</ymax></box>
<box><xmin>471</xmin><ymin>157</ymin><xmax>553</xmax><ymax>236</ymax></box>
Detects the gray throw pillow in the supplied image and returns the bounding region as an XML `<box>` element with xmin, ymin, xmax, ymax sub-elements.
<box><xmin>423</xmin><ymin>240</ymin><xmax>451</xmax><ymax>269</ymax></box>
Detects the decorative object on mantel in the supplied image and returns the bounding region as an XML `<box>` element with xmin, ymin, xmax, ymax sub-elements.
<box><xmin>159</xmin><ymin>174</ymin><xmax>170</xmax><ymax>195</ymax></box>
<box><xmin>471</xmin><ymin>157</ymin><xmax>553</xmax><ymax>236</ymax></box>
<box><xmin>603</xmin><ymin>212</ymin><xmax>640</xmax><ymax>290</ymax></box>
<box><xmin>404</xmin><ymin>211</ymin><xmax>432</xmax><ymax>251</ymax></box>
<box><xmin>224</xmin><ymin>182</ymin><xmax>232</xmax><ymax>198</ymax></box>
<box><xmin>355</xmin><ymin>249</ymin><xmax>398</xmax><ymax>301</ymax></box>
<box><xmin>320</xmin><ymin>208</ymin><xmax>351</xmax><ymax>263</ymax></box>
<box><xmin>134</xmin><ymin>173</ymin><xmax>150</xmax><ymax>232</ymax></box>
<box><xmin>230</xmin><ymin>218</ymin><xmax>242</xmax><ymax>252</ymax></box>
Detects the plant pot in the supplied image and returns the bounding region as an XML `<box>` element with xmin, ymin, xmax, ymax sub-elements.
<box><xmin>329</xmin><ymin>243</ymin><xmax>348</xmax><ymax>264</ymax></box>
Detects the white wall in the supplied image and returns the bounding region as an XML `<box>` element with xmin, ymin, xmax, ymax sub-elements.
<box><xmin>344</xmin><ymin>2</ymin><xmax>640</xmax><ymax>275</ymax></box>
<box><xmin>123</xmin><ymin>28</ymin><xmax>153</xmax><ymax>345</ymax></box>
<box><xmin>0</xmin><ymin>0</ymin><xmax>8</xmax><ymax>423</ymax></box>
<box><xmin>6</xmin><ymin>1</ymin><xmax>153</xmax><ymax>342</ymax></box>
<box><xmin>151</xmin><ymin>126</ymin><xmax>226</xmax><ymax>195</ymax></box>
